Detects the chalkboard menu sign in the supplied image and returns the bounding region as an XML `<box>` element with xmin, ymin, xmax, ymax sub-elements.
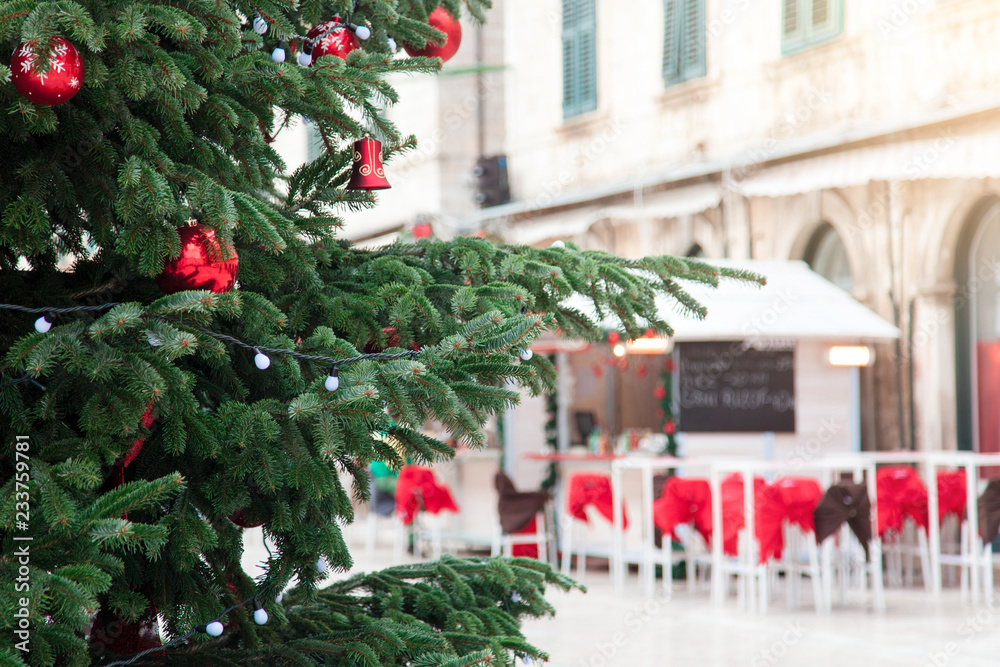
<box><xmin>676</xmin><ymin>341</ymin><xmax>795</xmax><ymax>433</ymax></box>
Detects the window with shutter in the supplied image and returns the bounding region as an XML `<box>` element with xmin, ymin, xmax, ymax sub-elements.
<box><xmin>663</xmin><ymin>0</ymin><xmax>706</xmax><ymax>87</ymax></box>
<box><xmin>782</xmin><ymin>0</ymin><xmax>843</xmax><ymax>54</ymax></box>
<box><xmin>562</xmin><ymin>0</ymin><xmax>598</xmax><ymax>119</ymax></box>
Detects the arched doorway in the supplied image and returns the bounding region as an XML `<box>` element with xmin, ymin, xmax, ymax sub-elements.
<box><xmin>955</xmin><ymin>199</ymin><xmax>1000</xmax><ymax>453</ymax></box>
<box><xmin>685</xmin><ymin>242</ymin><xmax>705</xmax><ymax>258</ymax></box>
<box><xmin>803</xmin><ymin>222</ymin><xmax>853</xmax><ymax>292</ymax></box>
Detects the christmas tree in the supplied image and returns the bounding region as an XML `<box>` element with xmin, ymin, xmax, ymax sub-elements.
<box><xmin>0</xmin><ymin>2</ymin><xmax>761</xmax><ymax>665</ymax></box>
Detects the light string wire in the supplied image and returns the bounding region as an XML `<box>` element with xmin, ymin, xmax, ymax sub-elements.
<box><xmin>93</xmin><ymin>583</ymin><xmax>276</xmax><ymax>667</ymax></box>
<box><xmin>279</xmin><ymin>2</ymin><xmax>366</xmax><ymax>49</ymax></box>
<box><xmin>0</xmin><ymin>302</ymin><xmax>420</xmax><ymax>387</ymax></box>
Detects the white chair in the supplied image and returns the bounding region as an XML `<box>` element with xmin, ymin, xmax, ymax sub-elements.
<box><xmin>492</xmin><ymin>510</ymin><xmax>551</xmax><ymax>563</ymax></box>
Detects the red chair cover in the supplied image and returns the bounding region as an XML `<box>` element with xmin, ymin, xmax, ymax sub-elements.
<box><xmin>652</xmin><ymin>477</ymin><xmax>712</xmax><ymax>545</ymax></box>
<box><xmin>720</xmin><ymin>473</ymin><xmax>767</xmax><ymax>557</ymax></box>
<box><xmin>936</xmin><ymin>469</ymin><xmax>967</xmax><ymax>520</ymax></box>
<box><xmin>395</xmin><ymin>465</ymin><xmax>459</xmax><ymax>526</ymax></box>
<box><xmin>756</xmin><ymin>477</ymin><xmax>824</xmax><ymax>563</ymax></box>
<box><xmin>511</xmin><ymin>515</ymin><xmax>539</xmax><ymax>558</ymax></box>
<box><xmin>567</xmin><ymin>473</ymin><xmax>627</xmax><ymax>529</ymax></box>
<box><xmin>876</xmin><ymin>466</ymin><xmax>928</xmax><ymax>536</ymax></box>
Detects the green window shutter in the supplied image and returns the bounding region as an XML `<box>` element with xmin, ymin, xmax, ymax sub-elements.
<box><xmin>783</xmin><ymin>0</ymin><xmax>842</xmax><ymax>54</ymax></box>
<box><xmin>680</xmin><ymin>0</ymin><xmax>706</xmax><ymax>81</ymax></box>
<box><xmin>782</xmin><ymin>0</ymin><xmax>803</xmax><ymax>47</ymax></box>
<box><xmin>562</xmin><ymin>0</ymin><xmax>597</xmax><ymax>119</ymax></box>
<box><xmin>663</xmin><ymin>0</ymin><xmax>705</xmax><ymax>87</ymax></box>
<box><xmin>809</xmin><ymin>0</ymin><xmax>842</xmax><ymax>43</ymax></box>
<box><xmin>663</xmin><ymin>0</ymin><xmax>680</xmax><ymax>83</ymax></box>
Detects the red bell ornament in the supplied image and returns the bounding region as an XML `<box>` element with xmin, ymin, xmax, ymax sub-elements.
<box><xmin>156</xmin><ymin>224</ymin><xmax>239</xmax><ymax>294</ymax></box>
<box><xmin>347</xmin><ymin>135</ymin><xmax>391</xmax><ymax>190</ymax></box>
<box><xmin>403</xmin><ymin>7</ymin><xmax>462</xmax><ymax>63</ymax></box>
<box><xmin>10</xmin><ymin>36</ymin><xmax>84</xmax><ymax>106</ymax></box>
<box><xmin>308</xmin><ymin>18</ymin><xmax>359</xmax><ymax>61</ymax></box>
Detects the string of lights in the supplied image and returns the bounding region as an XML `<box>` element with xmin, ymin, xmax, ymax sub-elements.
<box><xmin>1</xmin><ymin>302</ymin><xmax>421</xmax><ymax>391</ymax></box>
<box><xmin>93</xmin><ymin>583</ymin><xmax>277</xmax><ymax>667</ymax></box>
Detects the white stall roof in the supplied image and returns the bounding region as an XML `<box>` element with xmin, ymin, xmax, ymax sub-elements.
<box><xmin>562</xmin><ymin>259</ymin><xmax>900</xmax><ymax>342</ymax></box>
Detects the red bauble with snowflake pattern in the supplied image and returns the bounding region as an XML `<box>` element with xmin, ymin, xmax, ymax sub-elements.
<box><xmin>308</xmin><ymin>18</ymin><xmax>359</xmax><ymax>61</ymax></box>
<box><xmin>403</xmin><ymin>7</ymin><xmax>462</xmax><ymax>63</ymax></box>
<box><xmin>10</xmin><ymin>37</ymin><xmax>84</xmax><ymax>106</ymax></box>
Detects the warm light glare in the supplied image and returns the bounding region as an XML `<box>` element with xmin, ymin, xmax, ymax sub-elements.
<box><xmin>828</xmin><ymin>345</ymin><xmax>873</xmax><ymax>367</ymax></box>
<box><xmin>612</xmin><ymin>343</ymin><xmax>626</xmax><ymax>357</ymax></box>
<box><xmin>625</xmin><ymin>337</ymin><xmax>673</xmax><ymax>355</ymax></box>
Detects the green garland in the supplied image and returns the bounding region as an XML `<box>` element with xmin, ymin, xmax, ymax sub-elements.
<box><xmin>541</xmin><ymin>354</ymin><xmax>558</xmax><ymax>489</ymax></box>
<box><xmin>659</xmin><ymin>357</ymin><xmax>678</xmax><ymax>456</ymax></box>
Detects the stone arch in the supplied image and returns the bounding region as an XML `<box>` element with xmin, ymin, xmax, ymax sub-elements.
<box><xmin>690</xmin><ymin>210</ymin><xmax>725</xmax><ymax>258</ymax></box>
<box><xmin>785</xmin><ymin>190</ymin><xmax>867</xmax><ymax>297</ymax></box>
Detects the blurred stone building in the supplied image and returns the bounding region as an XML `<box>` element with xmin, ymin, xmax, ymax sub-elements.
<box><xmin>320</xmin><ymin>0</ymin><xmax>1000</xmax><ymax>456</ymax></box>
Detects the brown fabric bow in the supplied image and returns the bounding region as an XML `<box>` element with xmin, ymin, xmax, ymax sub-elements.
<box><xmin>814</xmin><ymin>482</ymin><xmax>872</xmax><ymax>557</ymax></box>
<box><xmin>495</xmin><ymin>471</ymin><xmax>550</xmax><ymax>534</ymax></box>
<box><xmin>977</xmin><ymin>479</ymin><xmax>1000</xmax><ymax>541</ymax></box>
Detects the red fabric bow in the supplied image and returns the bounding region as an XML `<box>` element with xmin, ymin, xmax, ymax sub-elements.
<box><xmin>567</xmin><ymin>473</ymin><xmax>627</xmax><ymax>529</ymax></box>
<box><xmin>876</xmin><ymin>466</ymin><xmax>928</xmax><ymax>536</ymax></box>
<box><xmin>511</xmin><ymin>515</ymin><xmax>540</xmax><ymax>558</ymax></box>
<box><xmin>720</xmin><ymin>473</ymin><xmax>767</xmax><ymax>558</ymax></box>
<box><xmin>756</xmin><ymin>477</ymin><xmax>824</xmax><ymax>562</ymax></box>
<box><xmin>936</xmin><ymin>469</ymin><xmax>967</xmax><ymax>520</ymax></box>
<box><xmin>652</xmin><ymin>477</ymin><xmax>712</xmax><ymax>545</ymax></box>
<box><xmin>394</xmin><ymin>465</ymin><xmax>459</xmax><ymax>525</ymax></box>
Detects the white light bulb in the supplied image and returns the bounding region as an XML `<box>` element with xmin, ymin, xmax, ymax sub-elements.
<box><xmin>253</xmin><ymin>608</ymin><xmax>269</xmax><ymax>625</ymax></box>
<box><xmin>298</xmin><ymin>51</ymin><xmax>312</xmax><ymax>66</ymax></box>
<box><xmin>387</xmin><ymin>37</ymin><xmax>397</xmax><ymax>51</ymax></box>
<box><xmin>146</xmin><ymin>332</ymin><xmax>163</xmax><ymax>347</ymax></box>
<box><xmin>254</xmin><ymin>352</ymin><xmax>271</xmax><ymax>369</ymax></box>
<box><xmin>550</xmin><ymin>240</ymin><xmax>565</xmax><ymax>249</ymax></box>
<box><xmin>253</xmin><ymin>15</ymin><xmax>268</xmax><ymax>34</ymax></box>
<box><xmin>324</xmin><ymin>374</ymin><xmax>340</xmax><ymax>392</ymax></box>
<box><xmin>205</xmin><ymin>621</ymin><xmax>224</xmax><ymax>637</ymax></box>
<box><xmin>275</xmin><ymin>591</ymin><xmax>284</xmax><ymax>604</ymax></box>
<box><xmin>511</xmin><ymin>591</ymin><xmax>521</xmax><ymax>603</ymax></box>
<box><xmin>271</xmin><ymin>46</ymin><xmax>286</xmax><ymax>63</ymax></box>
<box><xmin>316</xmin><ymin>558</ymin><xmax>328</xmax><ymax>574</ymax></box>
<box><xmin>34</xmin><ymin>316</ymin><xmax>52</xmax><ymax>333</ymax></box>
<box><xmin>519</xmin><ymin>348</ymin><xmax>533</xmax><ymax>361</ymax></box>
<box><xmin>354</xmin><ymin>25</ymin><xmax>371</xmax><ymax>40</ymax></box>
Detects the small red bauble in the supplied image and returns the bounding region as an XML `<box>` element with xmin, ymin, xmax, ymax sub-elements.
<box><xmin>663</xmin><ymin>419</ymin><xmax>677</xmax><ymax>435</ymax></box>
<box><xmin>663</xmin><ymin>357</ymin><xmax>675</xmax><ymax>373</ymax></box>
<box><xmin>308</xmin><ymin>18</ymin><xmax>359</xmax><ymax>61</ymax></box>
<box><xmin>653</xmin><ymin>386</ymin><xmax>667</xmax><ymax>400</ymax></box>
<box><xmin>637</xmin><ymin>363</ymin><xmax>647</xmax><ymax>378</ymax></box>
<box><xmin>229</xmin><ymin>509</ymin><xmax>264</xmax><ymax>529</ymax></box>
<box><xmin>11</xmin><ymin>37</ymin><xmax>84</xmax><ymax>106</ymax></box>
<box><xmin>123</xmin><ymin>401</ymin><xmax>156</xmax><ymax>468</ymax></box>
<box><xmin>403</xmin><ymin>7</ymin><xmax>462</xmax><ymax>63</ymax></box>
<box><xmin>156</xmin><ymin>224</ymin><xmax>239</xmax><ymax>294</ymax></box>
<box><xmin>607</xmin><ymin>331</ymin><xmax>621</xmax><ymax>345</ymax></box>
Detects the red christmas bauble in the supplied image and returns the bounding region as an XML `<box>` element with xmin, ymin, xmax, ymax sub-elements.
<box><xmin>11</xmin><ymin>37</ymin><xmax>84</xmax><ymax>106</ymax></box>
<box><xmin>123</xmin><ymin>401</ymin><xmax>156</xmax><ymax>468</ymax></box>
<box><xmin>663</xmin><ymin>357</ymin><xmax>675</xmax><ymax>373</ymax></box>
<box><xmin>607</xmin><ymin>331</ymin><xmax>621</xmax><ymax>345</ymax></box>
<box><xmin>308</xmin><ymin>18</ymin><xmax>359</xmax><ymax>61</ymax></box>
<box><xmin>90</xmin><ymin>607</ymin><xmax>161</xmax><ymax>656</ymax></box>
<box><xmin>663</xmin><ymin>419</ymin><xmax>676</xmax><ymax>435</ymax></box>
<box><xmin>229</xmin><ymin>509</ymin><xmax>264</xmax><ymax>529</ymax></box>
<box><xmin>403</xmin><ymin>7</ymin><xmax>462</xmax><ymax>63</ymax></box>
<box><xmin>653</xmin><ymin>386</ymin><xmax>667</xmax><ymax>400</ymax></box>
<box><xmin>156</xmin><ymin>224</ymin><xmax>239</xmax><ymax>294</ymax></box>
<box><xmin>637</xmin><ymin>363</ymin><xmax>647</xmax><ymax>378</ymax></box>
